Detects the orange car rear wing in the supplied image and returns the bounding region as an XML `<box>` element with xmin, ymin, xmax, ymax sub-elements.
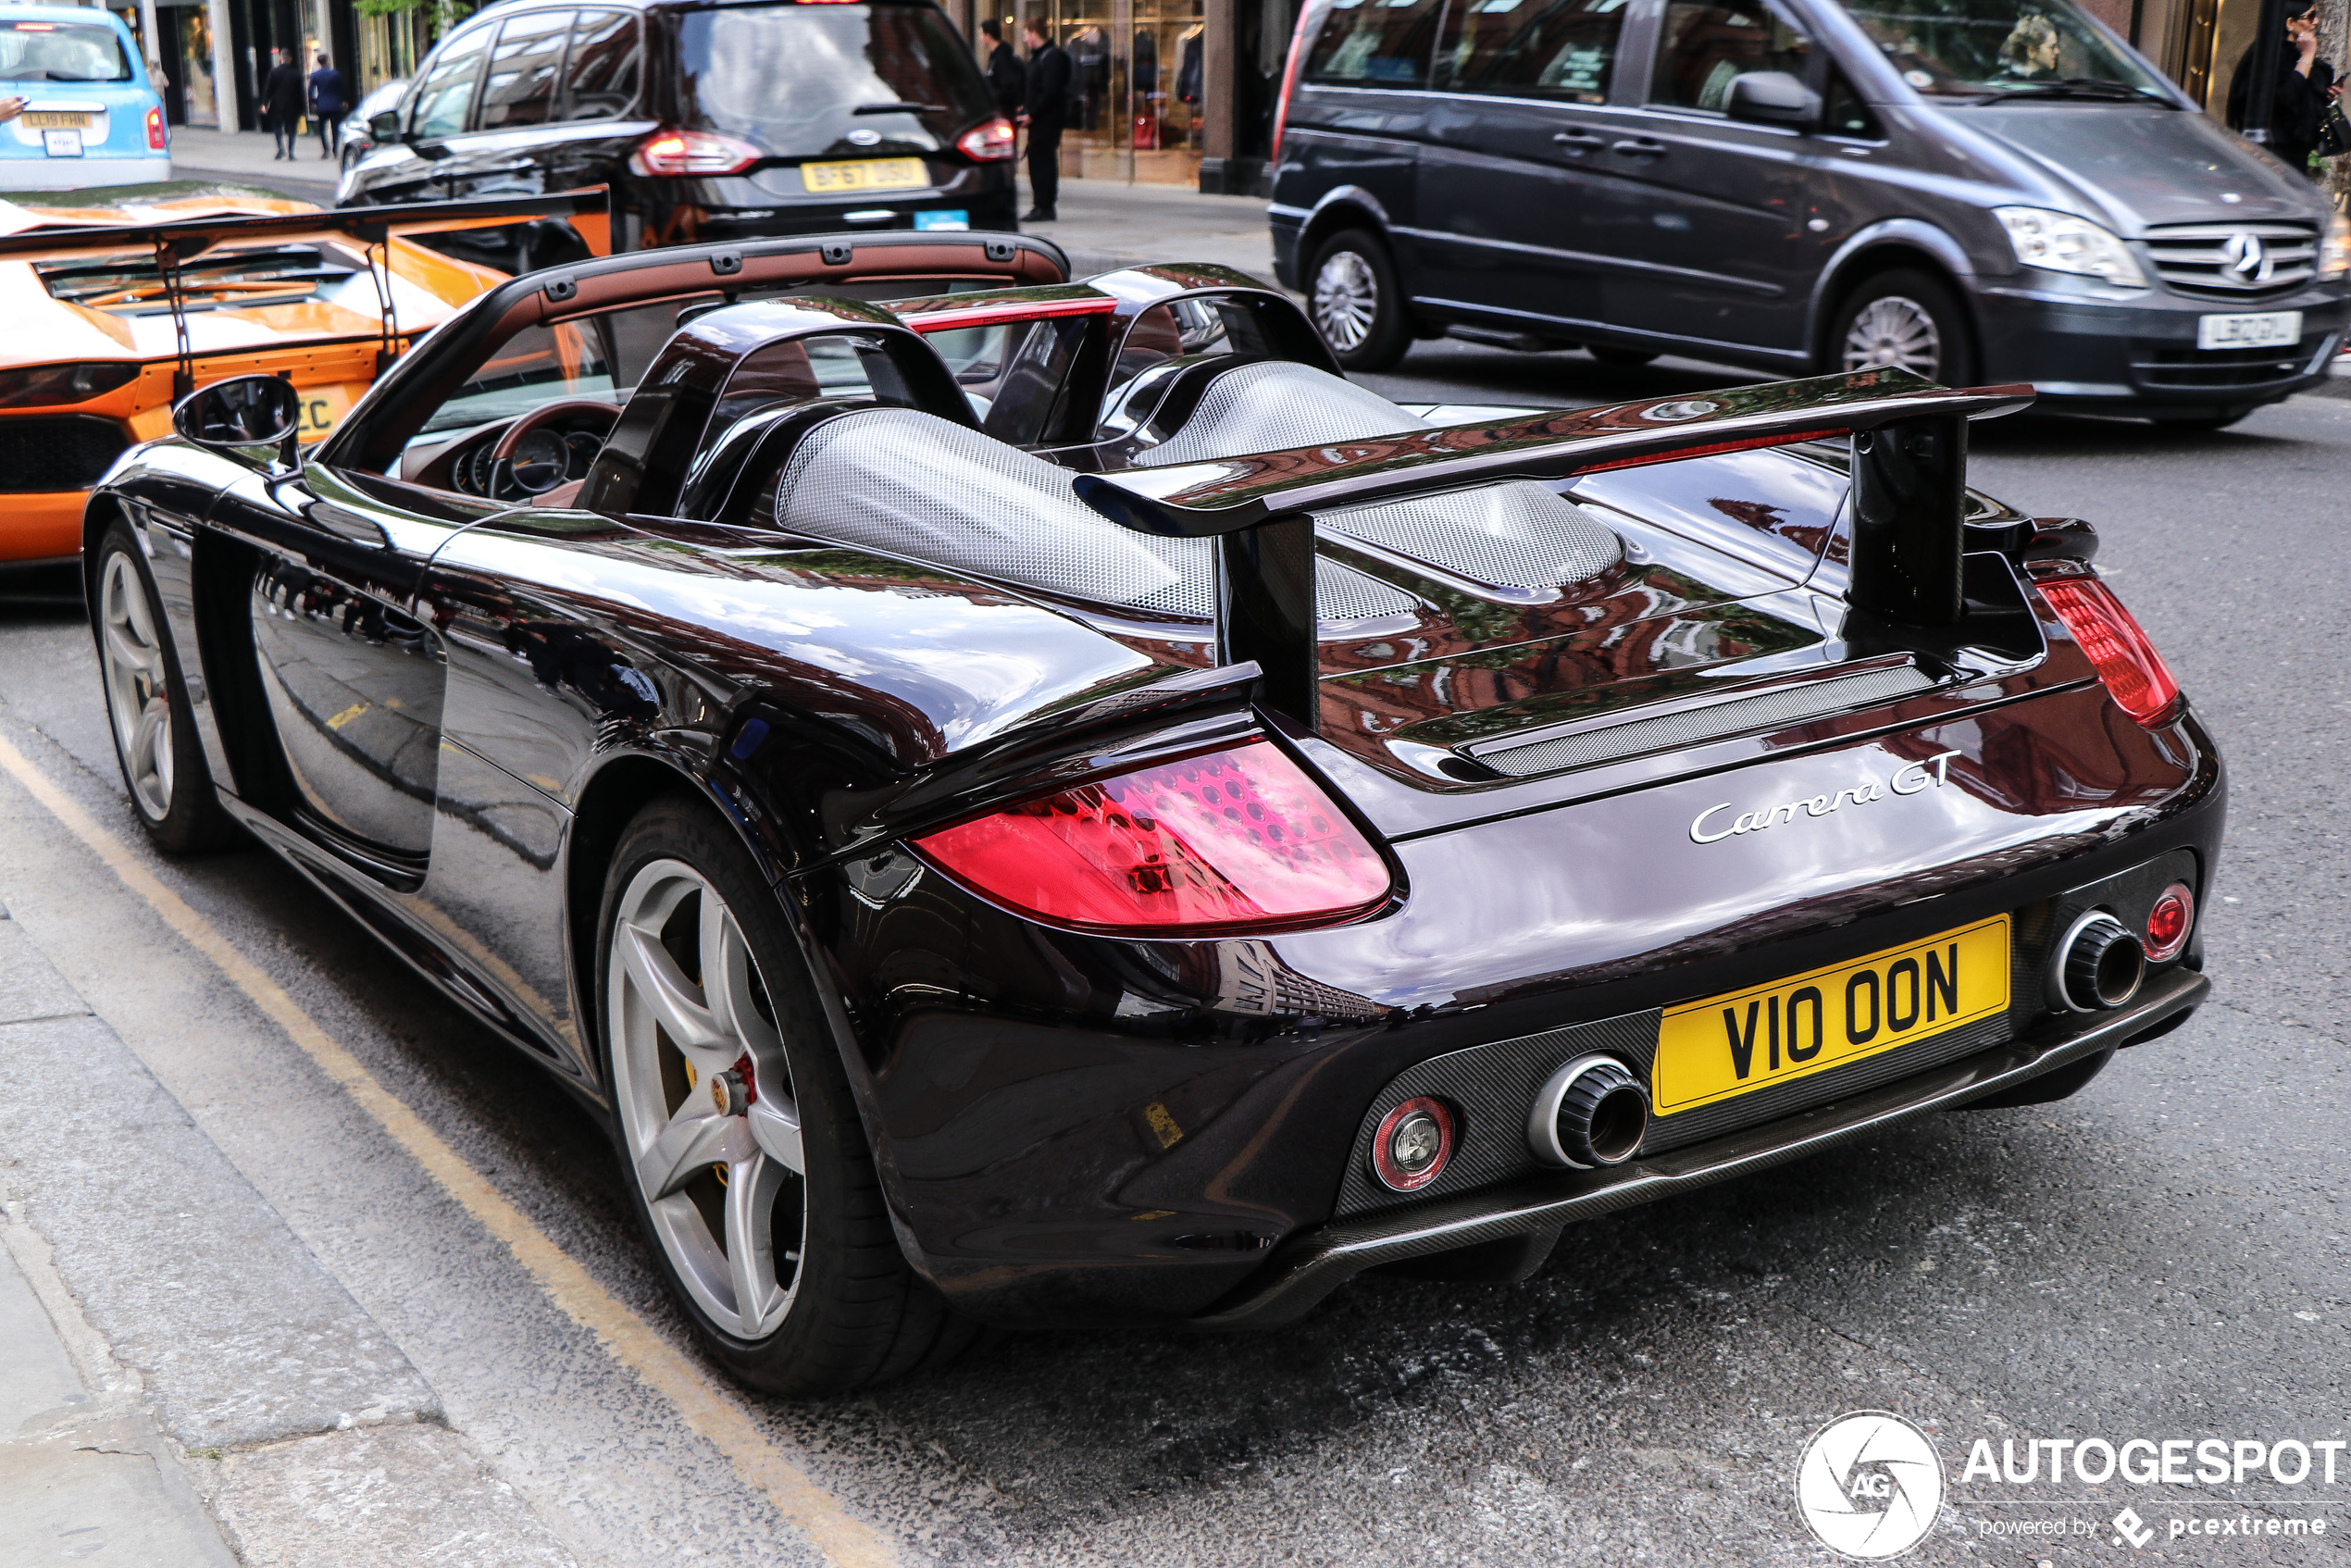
<box><xmin>0</xmin><ymin>188</ymin><xmax>614</xmax><ymax>394</ymax></box>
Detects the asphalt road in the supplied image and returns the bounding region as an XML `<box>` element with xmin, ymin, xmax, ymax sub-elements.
<box><xmin>2</xmin><ymin>351</ymin><xmax>2346</xmax><ymax>1567</ymax></box>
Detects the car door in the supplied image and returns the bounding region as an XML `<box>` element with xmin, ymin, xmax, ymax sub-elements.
<box><xmin>458</xmin><ymin>8</ymin><xmax>576</xmax><ymax>200</ymax></box>
<box><xmin>397</xmin><ymin>18</ymin><xmax>497</xmax><ymax>201</ymax></box>
<box><xmin>1412</xmin><ymin>0</ymin><xmax>1637</xmax><ymax>332</ymax></box>
<box><xmin>1590</xmin><ymin>0</ymin><xmax>1815</xmax><ymax>356</ymax></box>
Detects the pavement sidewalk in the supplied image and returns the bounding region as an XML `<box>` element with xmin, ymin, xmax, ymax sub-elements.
<box><xmin>0</xmin><ymin>830</ymin><xmax>577</xmax><ymax>1565</ymax></box>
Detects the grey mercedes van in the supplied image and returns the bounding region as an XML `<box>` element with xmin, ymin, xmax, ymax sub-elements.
<box><xmin>1267</xmin><ymin>0</ymin><xmax>2350</xmax><ymax>427</ymax></box>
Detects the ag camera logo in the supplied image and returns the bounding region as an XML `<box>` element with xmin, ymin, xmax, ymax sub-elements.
<box><xmin>1797</xmin><ymin>1412</ymin><xmax>1946</xmax><ymax>1559</ymax></box>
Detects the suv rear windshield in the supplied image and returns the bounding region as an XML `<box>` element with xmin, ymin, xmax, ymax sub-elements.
<box><xmin>675</xmin><ymin>2</ymin><xmax>992</xmax><ymax>151</ymax></box>
<box><xmin>0</xmin><ymin>19</ymin><xmax>132</xmax><ymax>81</ymax></box>
<box><xmin>1844</xmin><ymin>0</ymin><xmax>2163</xmax><ymax>97</ymax></box>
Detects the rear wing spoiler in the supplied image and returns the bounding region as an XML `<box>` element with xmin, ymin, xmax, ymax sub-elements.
<box><xmin>0</xmin><ymin>189</ymin><xmax>614</xmax><ymax>396</ymax></box>
<box><xmin>1072</xmin><ymin>368</ymin><xmax>2031</xmax><ymax>730</ymax></box>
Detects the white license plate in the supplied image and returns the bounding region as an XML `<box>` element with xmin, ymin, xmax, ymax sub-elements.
<box><xmin>2196</xmin><ymin>310</ymin><xmax>2301</xmax><ymax>350</ymax></box>
<box><xmin>42</xmin><ymin>129</ymin><xmax>82</xmax><ymax>158</ymax></box>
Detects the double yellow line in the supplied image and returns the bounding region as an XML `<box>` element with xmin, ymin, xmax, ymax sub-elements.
<box><xmin>0</xmin><ymin>733</ymin><xmax>896</xmax><ymax>1568</ymax></box>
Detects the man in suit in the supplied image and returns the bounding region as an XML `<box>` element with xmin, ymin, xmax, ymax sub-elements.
<box><xmin>260</xmin><ymin>48</ymin><xmax>303</xmax><ymax>160</ymax></box>
<box><xmin>307</xmin><ymin>53</ymin><xmax>349</xmax><ymax>160</ymax></box>
<box><xmin>981</xmin><ymin>19</ymin><xmax>1022</xmax><ymax>121</ymax></box>
<box><xmin>1018</xmin><ymin>19</ymin><xmax>1071</xmax><ymax>222</ymax></box>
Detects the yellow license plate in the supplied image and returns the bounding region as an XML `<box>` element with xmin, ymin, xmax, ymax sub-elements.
<box><xmin>1652</xmin><ymin>916</ymin><xmax>2010</xmax><ymax>1114</ymax></box>
<box><xmin>801</xmin><ymin>157</ymin><xmax>927</xmax><ymax>193</ymax></box>
<box><xmin>23</xmin><ymin>112</ymin><xmax>91</xmax><ymax>130</ymax></box>
<box><xmin>292</xmin><ymin>384</ymin><xmax>355</xmax><ymax>441</ymax></box>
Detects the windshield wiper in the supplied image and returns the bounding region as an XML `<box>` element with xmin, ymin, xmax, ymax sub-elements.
<box><xmin>1980</xmin><ymin>78</ymin><xmax>2165</xmax><ymax>102</ymax></box>
<box><xmin>852</xmin><ymin>101</ymin><xmax>942</xmax><ymax>115</ymax></box>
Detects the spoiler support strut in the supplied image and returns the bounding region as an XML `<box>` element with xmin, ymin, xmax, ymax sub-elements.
<box><xmin>1848</xmin><ymin>414</ymin><xmax>1967</xmax><ymax>626</ymax></box>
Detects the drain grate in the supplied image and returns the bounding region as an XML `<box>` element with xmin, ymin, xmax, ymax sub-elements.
<box><xmin>1470</xmin><ymin>665</ymin><xmax>1937</xmax><ymax>778</ymax></box>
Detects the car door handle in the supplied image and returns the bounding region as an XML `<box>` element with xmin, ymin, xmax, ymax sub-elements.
<box><xmin>1551</xmin><ymin>130</ymin><xmax>1606</xmax><ymax>156</ymax></box>
<box><xmin>1611</xmin><ymin>137</ymin><xmax>1668</xmax><ymax>157</ymax></box>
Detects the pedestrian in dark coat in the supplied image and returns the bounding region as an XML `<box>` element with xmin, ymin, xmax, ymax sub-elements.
<box><xmin>307</xmin><ymin>53</ymin><xmax>349</xmax><ymax>160</ymax></box>
<box><xmin>1018</xmin><ymin>20</ymin><xmax>1071</xmax><ymax>221</ymax></box>
<box><xmin>260</xmin><ymin>49</ymin><xmax>303</xmax><ymax>160</ymax></box>
<box><xmin>980</xmin><ymin>19</ymin><xmax>1022</xmax><ymax>120</ymax></box>
<box><xmin>2228</xmin><ymin>1</ymin><xmax>2342</xmax><ymax>175</ymax></box>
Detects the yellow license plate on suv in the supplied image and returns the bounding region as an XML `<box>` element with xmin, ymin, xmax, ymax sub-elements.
<box><xmin>801</xmin><ymin>157</ymin><xmax>927</xmax><ymax>193</ymax></box>
<box><xmin>1652</xmin><ymin>916</ymin><xmax>2010</xmax><ymax>1114</ymax></box>
<box><xmin>23</xmin><ymin>112</ymin><xmax>91</xmax><ymax>130</ymax></box>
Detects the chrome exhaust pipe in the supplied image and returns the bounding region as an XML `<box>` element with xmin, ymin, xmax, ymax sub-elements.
<box><xmin>2050</xmin><ymin>910</ymin><xmax>2146</xmax><ymax>1013</ymax></box>
<box><xmin>1528</xmin><ymin>1054</ymin><xmax>1648</xmax><ymax>1170</ymax></box>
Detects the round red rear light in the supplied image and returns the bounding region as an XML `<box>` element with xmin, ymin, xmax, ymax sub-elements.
<box><xmin>2146</xmin><ymin>882</ymin><xmax>2195</xmax><ymax>963</ymax></box>
<box><xmin>1371</xmin><ymin>1097</ymin><xmax>1455</xmax><ymax>1192</ymax></box>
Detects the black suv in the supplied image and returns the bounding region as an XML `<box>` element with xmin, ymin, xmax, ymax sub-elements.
<box><xmin>1269</xmin><ymin>0</ymin><xmax>2350</xmax><ymax>428</ymax></box>
<box><xmin>338</xmin><ymin>0</ymin><xmax>1017</xmax><ymax>266</ymax></box>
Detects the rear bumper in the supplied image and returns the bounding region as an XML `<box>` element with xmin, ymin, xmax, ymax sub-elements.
<box><xmin>1190</xmin><ymin>965</ymin><xmax>2208</xmax><ymax>1330</ymax></box>
<box><xmin>0</xmin><ymin>155</ymin><xmax>171</xmax><ymax>191</ymax></box>
<box><xmin>1974</xmin><ymin>276</ymin><xmax>2350</xmax><ymax>414</ymax></box>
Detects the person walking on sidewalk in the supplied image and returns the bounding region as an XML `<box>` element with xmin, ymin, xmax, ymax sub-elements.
<box><xmin>260</xmin><ymin>49</ymin><xmax>303</xmax><ymax>160</ymax></box>
<box><xmin>307</xmin><ymin>53</ymin><xmax>348</xmax><ymax>160</ymax></box>
<box><xmin>1018</xmin><ymin>19</ymin><xmax>1071</xmax><ymax>222</ymax></box>
<box><xmin>981</xmin><ymin>19</ymin><xmax>1022</xmax><ymax>121</ymax></box>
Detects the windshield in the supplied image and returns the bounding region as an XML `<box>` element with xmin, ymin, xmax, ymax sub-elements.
<box><xmin>675</xmin><ymin>2</ymin><xmax>993</xmax><ymax>151</ymax></box>
<box><xmin>1842</xmin><ymin>0</ymin><xmax>2163</xmax><ymax>97</ymax></box>
<box><xmin>0</xmin><ymin>19</ymin><xmax>132</xmax><ymax>81</ymax></box>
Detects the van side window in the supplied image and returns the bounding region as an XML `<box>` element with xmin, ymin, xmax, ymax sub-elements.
<box><xmin>1300</xmin><ymin>0</ymin><xmax>1446</xmax><ymax>89</ymax></box>
<box><xmin>411</xmin><ymin>24</ymin><xmax>492</xmax><ymax>138</ymax></box>
<box><xmin>1821</xmin><ymin>66</ymin><xmax>1883</xmax><ymax>137</ymax></box>
<box><xmin>1648</xmin><ymin>0</ymin><xmax>1810</xmax><ymax>112</ymax></box>
<box><xmin>479</xmin><ymin>10</ymin><xmax>574</xmax><ymax>130</ymax></box>
<box><xmin>562</xmin><ymin>10</ymin><xmax>641</xmax><ymax>120</ymax></box>
<box><xmin>1435</xmin><ymin>0</ymin><xmax>1629</xmax><ymax>103</ymax></box>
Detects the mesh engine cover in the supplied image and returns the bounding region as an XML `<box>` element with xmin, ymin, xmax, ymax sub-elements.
<box><xmin>775</xmin><ymin>408</ymin><xmax>1418</xmax><ymax>624</ymax></box>
<box><xmin>1320</xmin><ymin>481</ymin><xmax>1623</xmax><ymax>592</ymax></box>
<box><xmin>1132</xmin><ymin>359</ymin><xmax>1432</xmax><ymax>468</ymax></box>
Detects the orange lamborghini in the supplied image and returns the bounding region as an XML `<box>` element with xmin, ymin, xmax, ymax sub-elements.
<box><xmin>0</xmin><ymin>185</ymin><xmax>607</xmax><ymax>566</ymax></box>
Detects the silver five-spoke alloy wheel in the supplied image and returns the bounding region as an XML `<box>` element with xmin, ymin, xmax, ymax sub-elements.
<box><xmin>607</xmin><ymin>860</ymin><xmax>806</xmax><ymax>1340</ymax></box>
<box><xmin>100</xmin><ymin>550</ymin><xmax>174</xmax><ymax>821</ymax></box>
<box><xmin>1841</xmin><ymin>294</ymin><xmax>1941</xmax><ymax>378</ymax></box>
<box><xmin>1311</xmin><ymin>248</ymin><xmax>1379</xmax><ymax>353</ymax></box>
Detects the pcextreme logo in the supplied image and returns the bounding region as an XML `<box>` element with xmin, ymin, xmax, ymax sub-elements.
<box><xmin>1796</xmin><ymin>1411</ymin><xmax>1946</xmax><ymax>1559</ymax></box>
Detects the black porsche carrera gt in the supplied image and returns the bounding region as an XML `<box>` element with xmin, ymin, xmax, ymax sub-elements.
<box><xmin>82</xmin><ymin>226</ymin><xmax>2218</xmax><ymax>1393</ymax></box>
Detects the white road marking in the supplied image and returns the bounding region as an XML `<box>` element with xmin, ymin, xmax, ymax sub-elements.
<box><xmin>0</xmin><ymin>733</ymin><xmax>898</xmax><ymax>1568</ymax></box>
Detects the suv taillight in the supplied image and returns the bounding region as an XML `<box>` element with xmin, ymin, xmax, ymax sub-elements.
<box><xmin>1268</xmin><ymin>0</ymin><xmax>1319</xmax><ymax>170</ymax></box>
<box><xmin>145</xmin><ymin>106</ymin><xmax>167</xmax><ymax>151</ymax></box>
<box><xmin>911</xmin><ymin>740</ymin><xmax>1392</xmax><ymax>936</ymax></box>
<box><xmin>628</xmin><ymin>130</ymin><xmax>760</xmax><ymax>177</ymax></box>
<box><xmin>956</xmin><ymin>118</ymin><xmax>1015</xmax><ymax>161</ymax></box>
<box><xmin>2029</xmin><ymin>562</ymin><xmax>2182</xmax><ymax>728</ymax></box>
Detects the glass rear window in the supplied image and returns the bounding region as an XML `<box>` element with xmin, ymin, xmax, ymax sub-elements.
<box><xmin>1300</xmin><ymin>0</ymin><xmax>1445</xmax><ymax>89</ymax></box>
<box><xmin>1841</xmin><ymin>0</ymin><xmax>2162</xmax><ymax>96</ymax></box>
<box><xmin>674</xmin><ymin>2</ymin><xmax>992</xmax><ymax>151</ymax></box>
<box><xmin>0</xmin><ymin>19</ymin><xmax>131</xmax><ymax>81</ymax></box>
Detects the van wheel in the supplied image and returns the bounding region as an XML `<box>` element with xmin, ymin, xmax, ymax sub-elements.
<box><xmin>1309</xmin><ymin>229</ymin><xmax>1411</xmax><ymax>371</ymax></box>
<box><xmin>1829</xmin><ymin>269</ymin><xmax>1975</xmax><ymax>386</ymax></box>
<box><xmin>596</xmin><ymin>795</ymin><xmax>977</xmax><ymax>1393</ymax></box>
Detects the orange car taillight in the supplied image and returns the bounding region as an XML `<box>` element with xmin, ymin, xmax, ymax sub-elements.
<box><xmin>629</xmin><ymin>129</ymin><xmax>760</xmax><ymax>177</ymax></box>
<box><xmin>2029</xmin><ymin>563</ymin><xmax>2182</xmax><ymax>728</ymax></box>
<box><xmin>145</xmin><ymin>106</ymin><xmax>167</xmax><ymax>151</ymax></box>
<box><xmin>956</xmin><ymin>118</ymin><xmax>1015</xmax><ymax>161</ymax></box>
<box><xmin>911</xmin><ymin>740</ymin><xmax>1392</xmax><ymax>936</ymax></box>
<box><xmin>0</xmin><ymin>361</ymin><xmax>139</xmax><ymax>407</ymax></box>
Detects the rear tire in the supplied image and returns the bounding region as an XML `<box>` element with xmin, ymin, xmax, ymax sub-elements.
<box><xmin>1827</xmin><ymin>268</ymin><xmax>1976</xmax><ymax>386</ymax></box>
<box><xmin>1307</xmin><ymin>228</ymin><xmax>1412</xmax><ymax>372</ymax></box>
<box><xmin>595</xmin><ymin>794</ymin><xmax>973</xmax><ymax>1394</ymax></box>
<box><xmin>92</xmin><ymin>520</ymin><xmax>233</xmax><ymax>855</ymax></box>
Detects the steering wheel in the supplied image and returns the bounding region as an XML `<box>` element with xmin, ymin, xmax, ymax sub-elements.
<box><xmin>489</xmin><ymin>398</ymin><xmax>623</xmax><ymax>498</ymax></box>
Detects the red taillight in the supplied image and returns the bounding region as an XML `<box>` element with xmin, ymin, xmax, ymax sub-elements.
<box><xmin>2146</xmin><ymin>882</ymin><xmax>2195</xmax><ymax>962</ymax></box>
<box><xmin>628</xmin><ymin>129</ymin><xmax>760</xmax><ymax>177</ymax></box>
<box><xmin>912</xmin><ymin>740</ymin><xmax>1391</xmax><ymax>936</ymax></box>
<box><xmin>1268</xmin><ymin>0</ymin><xmax>1319</xmax><ymax>171</ymax></box>
<box><xmin>956</xmin><ymin>118</ymin><xmax>1015</xmax><ymax>162</ymax></box>
<box><xmin>2029</xmin><ymin>565</ymin><xmax>2182</xmax><ymax>728</ymax></box>
<box><xmin>1371</xmin><ymin>1097</ymin><xmax>1454</xmax><ymax>1191</ymax></box>
<box><xmin>145</xmin><ymin>106</ymin><xmax>167</xmax><ymax>151</ymax></box>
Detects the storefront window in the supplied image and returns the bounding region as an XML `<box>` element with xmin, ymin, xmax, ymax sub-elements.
<box><xmin>1012</xmin><ymin>0</ymin><xmax>1205</xmax><ymax>182</ymax></box>
<box><xmin>180</xmin><ymin>2</ymin><xmax>219</xmax><ymax>124</ymax></box>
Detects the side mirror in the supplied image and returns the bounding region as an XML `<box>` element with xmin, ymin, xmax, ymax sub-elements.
<box><xmin>367</xmin><ymin>108</ymin><xmax>403</xmax><ymax>142</ymax></box>
<box><xmin>1724</xmin><ymin>69</ymin><xmax>1821</xmax><ymax>129</ymax></box>
<box><xmin>173</xmin><ymin>375</ymin><xmax>302</xmax><ymax>467</ymax></box>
